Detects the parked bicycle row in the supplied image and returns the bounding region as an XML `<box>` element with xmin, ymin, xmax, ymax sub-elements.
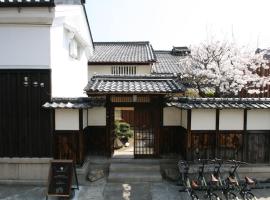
<box><xmin>178</xmin><ymin>158</ymin><xmax>257</xmax><ymax>200</ymax></box>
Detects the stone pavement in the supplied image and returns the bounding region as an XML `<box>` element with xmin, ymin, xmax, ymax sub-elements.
<box><xmin>1</xmin><ymin>180</ymin><xmax>270</xmax><ymax>200</ymax></box>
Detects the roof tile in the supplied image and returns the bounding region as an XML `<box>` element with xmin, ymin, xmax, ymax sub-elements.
<box><xmin>167</xmin><ymin>97</ymin><xmax>270</xmax><ymax>109</ymax></box>
<box><xmin>89</xmin><ymin>42</ymin><xmax>156</xmax><ymax>64</ymax></box>
<box><xmin>84</xmin><ymin>75</ymin><xmax>185</xmax><ymax>94</ymax></box>
<box><xmin>151</xmin><ymin>51</ymin><xmax>187</xmax><ymax>74</ymax></box>
<box><xmin>42</xmin><ymin>97</ymin><xmax>105</xmax><ymax>109</ymax></box>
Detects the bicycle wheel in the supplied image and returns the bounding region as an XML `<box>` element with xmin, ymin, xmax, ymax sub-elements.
<box><xmin>191</xmin><ymin>193</ymin><xmax>199</xmax><ymax>200</ymax></box>
<box><xmin>210</xmin><ymin>193</ymin><xmax>221</xmax><ymax>200</ymax></box>
<box><xmin>244</xmin><ymin>192</ymin><xmax>256</xmax><ymax>200</ymax></box>
<box><xmin>226</xmin><ymin>191</ymin><xmax>238</xmax><ymax>200</ymax></box>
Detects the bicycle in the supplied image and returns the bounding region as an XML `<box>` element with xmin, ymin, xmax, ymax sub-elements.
<box><xmin>196</xmin><ymin>158</ymin><xmax>221</xmax><ymax>200</ymax></box>
<box><xmin>178</xmin><ymin>160</ymin><xmax>200</xmax><ymax>200</ymax></box>
<box><xmin>211</xmin><ymin>158</ymin><xmax>238</xmax><ymax>200</ymax></box>
<box><xmin>226</xmin><ymin>160</ymin><xmax>256</xmax><ymax>200</ymax></box>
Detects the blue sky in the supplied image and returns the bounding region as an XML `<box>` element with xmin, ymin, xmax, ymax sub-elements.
<box><xmin>85</xmin><ymin>0</ymin><xmax>270</xmax><ymax>50</ymax></box>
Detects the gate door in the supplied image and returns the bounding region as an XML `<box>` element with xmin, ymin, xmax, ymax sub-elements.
<box><xmin>134</xmin><ymin>106</ymin><xmax>155</xmax><ymax>158</ymax></box>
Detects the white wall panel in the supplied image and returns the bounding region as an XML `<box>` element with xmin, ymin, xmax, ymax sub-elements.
<box><xmin>88</xmin><ymin>107</ymin><xmax>106</xmax><ymax>126</ymax></box>
<box><xmin>247</xmin><ymin>109</ymin><xmax>270</xmax><ymax>130</ymax></box>
<box><xmin>88</xmin><ymin>65</ymin><xmax>152</xmax><ymax>78</ymax></box>
<box><xmin>50</xmin><ymin>25</ymin><xmax>89</xmax><ymax>97</ymax></box>
<box><xmin>0</xmin><ymin>25</ymin><xmax>50</xmax><ymax>68</ymax></box>
<box><xmin>55</xmin><ymin>109</ymin><xmax>79</xmax><ymax>130</ymax></box>
<box><xmin>163</xmin><ymin>107</ymin><xmax>181</xmax><ymax>126</ymax></box>
<box><xmin>83</xmin><ymin>109</ymin><xmax>88</xmax><ymax>129</ymax></box>
<box><xmin>0</xmin><ymin>7</ymin><xmax>54</xmax><ymax>24</ymax></box>
<box><xmin>181</xmin><ymin>109</ymin><xmax>188</xmax><ymax>129</ymax></box>
<box><xmin>191</xmin><ymin>109</ymin><xmax>216</xmax><ymax>130</ymax></box>
<box><xmin>219</xmin><ymin>109</ymin><xmax>244</xmax><ymax>130</ymax></box>
<box><xmin>50</xmin><ymin>5</ymin><xmax>93</xmax><ymax>97</ymax></box>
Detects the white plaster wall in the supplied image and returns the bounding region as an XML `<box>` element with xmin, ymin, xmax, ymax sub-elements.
<box><xmin>181</xmin><ymin>109</ymin><xmax>188</xmax><ymax>129</ymax></box>
<box><xmin>0</xmin><ymin>5</ymin><xmax>93</xmax><ymax>98</ymax></box>
<box><xmin>0</xmin><ymin>25</ymin><xmax>50</xmax><ymax>69</ymax></box>
<box><xmin>54</xmin><ymin>5</ymin><xmax>93</xmax><ymax>51</ymax></box>
<box><xmin>219</xmin><ymin>109</ymin><xmax>244</xmax><ymax>130</ymax></box>
<box><xmin>55</xmin><ymin>109</ymin><xmax>79</xmax><ymax>130</ymax></box>
<box><xmin>88</xmin><ymin>107</ymin><xmax>106</xmax><ymax>126</ymax></box>
<box><xmin>163</xmin><ymin>107</ymin><xmax>181</xmax><ymax>126</ymax></box>
<box><xmin>247</xmin><ymin>109</ymin><xmax>270</xmax><ymax>130</ymax></box>
<box><xmin>88</xmin><ymin>65</ymin><xmax>152</xmax><ymax>78</ymax></box>
<box><xmin>0</xmin><ymin>7</ymin><xmax>54</xmax><ymax>24</ymax></box>
<box><xmin>50</xmin><ymin>5</ymin><xmax>93</xmax><ymax>97</ymax></box>
<box><xmin>83</xmin><ymin>109</ymin><xmax>88</xmax><ymax>129</ymax></box>
<box><xmin>191</xmin><ymin>109</ymin><xmax>216</xmax><ymax>130</ymax></box>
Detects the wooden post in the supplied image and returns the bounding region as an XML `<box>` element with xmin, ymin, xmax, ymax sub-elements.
<box><xmin>215</xmin><ymin>109</ymin><xmax>220</xmax><ymax>158</ymax></box>
<box><xmin>78</xmin><ymin>109</ymin><xmax>84</xmax><ymax>164</ymax></box>
<box><xmin>243</xmin><ymin>109</ymin><xmax>247</xmax><ymax>162</ymax></box>
<box><xmin>187</xmin><ymin>109</ymin><xmax>192</xmax><ymax>160</ymax></box>
<box><xmin>105</xmin><ymin>95</ymin><xmax>112</xmax><ymax>157</ymax></box>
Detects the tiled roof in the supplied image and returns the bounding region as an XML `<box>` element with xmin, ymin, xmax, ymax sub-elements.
<box><xmin>167</xmin><ymin>97</ymin><xmax>270</xmax><ymax>109</ymax></box>
<box><xmin>0</xmin><ymin>0</ymin><xmax>83</xmax><ymax>7</ymax></box>
<box><xmin>151</xmin><ymin>51</ymin><xmax>187</xmax><ymax>74</ymax></box>
<box><xmin>84</xmin><ymin>75</ymin><xmax>185</xmax><ymax>94</ymax></box>
<box><xmin>89</xmin><ymin>42</ymin><xmax>156</xmax><ymax>64</ymax></box>
<box><xmin>256</xmin><ymin>48</ymin><xmax>270</xmax><ymax>60</ymax></box>
<box><xmin>42</xmin><ymin>97</ymin><xmax>105</xmax><ymax>109</ymax></box>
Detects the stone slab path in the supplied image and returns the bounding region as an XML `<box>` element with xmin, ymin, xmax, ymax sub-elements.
<box><xmin>1</xmin><ymin>180</ymin><xmax>270</xmax><ymax>200</ymax></box>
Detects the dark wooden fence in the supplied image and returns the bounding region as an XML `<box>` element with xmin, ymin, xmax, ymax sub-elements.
<box><xmin>54</xmin><ymin>131</ymin><xmax>84</xmax><ymax>164</ymax></box>
<box><xmin>246</xmin><ymin>132</ymin><xmax>270</xmax><ymax>163</ymax></box>
<box><xmin>160</xmin><ymin>126</ymin><xmax>186</xmax><ymax>156</ymax></box>
<box><xmin>84</xmin><ymin>126</ymin><xmax>107</xmax><ymax>155</ymax></box>
<box><xmin>187</xmin><ymin>130</ymin><xmax>270</xmax><ymax>163</ymax></box>
<box><xmin>0</xmin><ymin>69</ymin><xmax>52</xmax><ymax>157</ymax></box>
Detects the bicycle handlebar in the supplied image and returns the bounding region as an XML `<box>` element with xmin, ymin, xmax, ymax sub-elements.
<box><xmin>197</xmin><ymin>158</ymin><xmax>213</xmax><ymax>164</ymax></box>
<box><xmin>226</xmin><ymin>160</ymin><xmax>248</xmax><ymax>165</ymax></box>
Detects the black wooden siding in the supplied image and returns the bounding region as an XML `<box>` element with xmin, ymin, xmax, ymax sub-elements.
<box><xmin>0</xmin><ymin>69</ymin><xmax>52</xmax><ymax>157</ymax></box>
<box><xmin>84</xmin><ymin>126</ymin><xmax>107</xmax><ymax>155</ymax></box>
<box><xmin>160</xmin><ymin>126</ymin><xmax>187</xmax><ymax>156</ymax></box>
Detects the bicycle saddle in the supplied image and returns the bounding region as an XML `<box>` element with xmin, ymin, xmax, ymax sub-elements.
<box><xmin>227</xmin><ymin>176</ymin><xmax>238</xmax><ymax>184</ymax></box>
<box><xmin>211</xmin><ymin>174</ymin><xmax>219</xmax><ymax>182</ymax></box>
<box><xmin>245</xmin><ymin>176</ymin><xmax>255</xmax><ymax>185</ymax></box>
<box><xmin>191</xmin><ymin>180</ymin><xmax>199</xmax><ymax>189</ymax></box>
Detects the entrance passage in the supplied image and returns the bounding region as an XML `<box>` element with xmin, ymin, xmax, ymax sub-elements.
<box><xmin>112</xmin><ymin>106</ymin><xmax>156</xmax><ymax>158</ymax></box>
<box><xmin>113</xmin><ymin>107</ymin><xmax>135</xmax><ymax>158</ymax></box>
<box><xmin>134</xmin><ymin>106</ymin><xmax>155</xmax><ymax>158</ymax></box>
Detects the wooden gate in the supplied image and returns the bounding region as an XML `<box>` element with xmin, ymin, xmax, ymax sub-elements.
<box><xmin>134</xmin><ymin>106</ymin><xmax>156</xmax><ymax>158</ymax></box>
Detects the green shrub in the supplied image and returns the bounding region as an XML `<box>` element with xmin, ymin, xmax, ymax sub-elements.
<box><xmin>114</xmin><ymin>121</ymin><xmax>133</xmax><ymax>138</ymax></box>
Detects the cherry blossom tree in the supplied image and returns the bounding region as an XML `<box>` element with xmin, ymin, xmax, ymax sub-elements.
<box><xmin>180</xmin><ymin>40</ymin><xmax>269</xmax><ymax>97</ymax></box>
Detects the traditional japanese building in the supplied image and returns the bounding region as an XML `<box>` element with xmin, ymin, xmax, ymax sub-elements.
<box><xmin>45</xmin><ymin>42</ymin><xmax>187</xmax><ymax>161</ymax></box>
<box><xmin>0</xmin><ymin>0</ymin><xmax>270</xmax><ymax>184</ymax></box>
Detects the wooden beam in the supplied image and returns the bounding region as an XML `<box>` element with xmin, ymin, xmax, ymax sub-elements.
<box><xmin>79</xmin><ymin>109</ymin><xmax>83</xmax><ymax>131</ymax></box>
<box><xmin>243</xmin><ymin>109</ymin><xmax>248</xmax><ymax>161</ymax></box>
<box><xmin>215</xmin><ymin>109</ymin><xmax>220</xmax><ymax>157</ymax></box>
<box><xmin>105</xmin><ymin>95</ymin><xmax>111</xmax><ymax>157</ymax></box>
<box><xmin>187</xmin><ymin>109</ymin><xmax>192</xmax><ymax>160</ymax></box>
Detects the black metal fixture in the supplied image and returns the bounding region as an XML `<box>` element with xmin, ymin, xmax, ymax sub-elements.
<box><xmin>23</xmin><ymin>76</ymin><xmax>29</xmax><ymax>87</ymax></box>
<box><xmin>33</xmin><ymin>81</ymin><xmax>38</xmax><ymax>87</ymax></box>
<box><xmin>23</xmin><ymin>76</ymin><xmax>45</xmax><ymax>88</ymax></box>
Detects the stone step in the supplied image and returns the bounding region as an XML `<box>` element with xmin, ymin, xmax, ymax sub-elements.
<box><xmin>107</xmin><ymin>171</ymin><xmax>162</xmax><ymax>183</ymax></box>
<box><xmin>109</xmin><ymin>163</ymin><xmax>160</xmax><ymax>172</ymax></box>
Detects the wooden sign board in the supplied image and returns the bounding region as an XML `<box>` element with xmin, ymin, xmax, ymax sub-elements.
<box><xmin>46</xmin><ymin>160</ymin><xmax>79</xmax><ymax>199</ymax></box>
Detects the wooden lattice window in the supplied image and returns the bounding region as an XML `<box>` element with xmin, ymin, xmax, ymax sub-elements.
<box><xmin>111</xmin><ymin>66</ymin><xmax>136</xmax><ymax>75</ymax></box>
<box><xmin>110</xmin><ymin>95</ymin><xmax>150</xmax><ymax>103</ymax></box>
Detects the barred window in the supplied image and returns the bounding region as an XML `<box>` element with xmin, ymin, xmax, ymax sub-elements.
<box><xmin>111</xmin><ymin>66</ymin><xmax>136</xmax><ymax>75</ymax></box>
